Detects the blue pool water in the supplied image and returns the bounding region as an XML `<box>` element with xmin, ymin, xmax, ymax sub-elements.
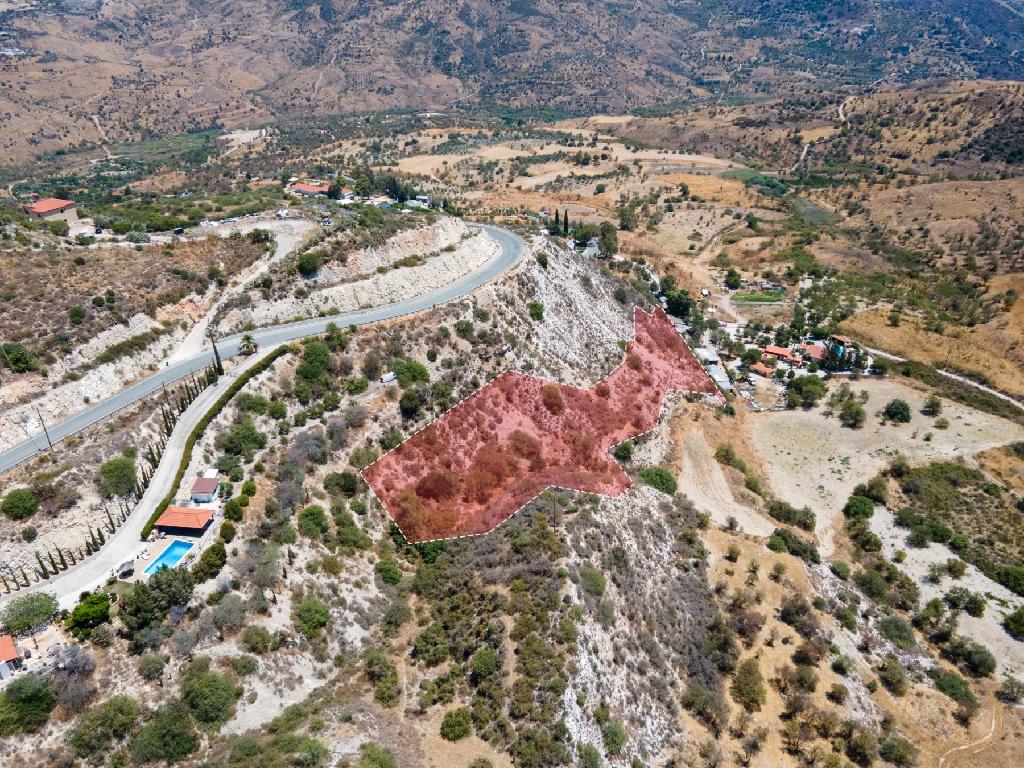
<box><xmin>145</xmin><ymin>540</ymin><xmax>194</xmax><ymax>575</ymax></box>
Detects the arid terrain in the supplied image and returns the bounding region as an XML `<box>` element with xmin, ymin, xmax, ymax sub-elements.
<box><xmin>0</xmin><ymin>21</ymin><xmax>1023</xmax><ymax>768</ymax></box>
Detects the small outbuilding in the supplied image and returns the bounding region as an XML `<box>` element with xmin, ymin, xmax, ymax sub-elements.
<box><xmin>154</xmin><ymin>507</ymin><xmax>214</xmax><ymax>536</ymax></box>
<box><xmin>190</xmin><ymin>476</ymin><xmax>220</xmax><ymax>503</ymax></box>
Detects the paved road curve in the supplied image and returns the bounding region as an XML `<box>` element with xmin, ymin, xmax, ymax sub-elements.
<box><xmin>0</xmin><ymin>224</ymin><xmax>526</xmax><ymax>473</ymax></box>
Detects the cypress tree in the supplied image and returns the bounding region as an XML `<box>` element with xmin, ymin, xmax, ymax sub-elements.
<box><xmin>20</xmin><ymin>566</ymin><xmax>30</xmax><ymax>586</ymax></box>
<box><xmin>58</xmin><ymin>549</ymin><xmax>67</xmax><ymax>570</ymax></box>
<box><xmin>35</xmin><ymin>551</ymin><xmax>49</xmax><ymax>578</ymax></box>
<box><xmin>97</xmin><ymin>527</ymin><xmax>106</xmax><ymax>546</ymax></box>
<box><xmin>47</xmin><ymin>551</ymin><xmax>58</xmax><ymax>573</ymax></box>
<box><xmin>563</xmin><ymin>210</ymin><xmax>569</xmax><ymax>235</ymax></box>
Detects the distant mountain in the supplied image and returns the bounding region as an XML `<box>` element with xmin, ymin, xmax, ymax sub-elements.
<box><xmin>0</xmin><ymin>0</ymin><xmax>1021</xmax><ymax>163</ymax></box>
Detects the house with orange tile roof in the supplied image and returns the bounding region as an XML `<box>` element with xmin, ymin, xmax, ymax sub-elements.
<box><xmin>800</xmin><ymin>343</ymin><xmax>826</xmax><ymax>362</ymax></box>
<box><xmin>763</xmin><ymin>344</ymin><xmax>797</xmax><ymax>364</ymax></box>
<box><xmin>154</xmin><ymin>506</ymin><xmax>214</xmax><ymax>535</ymax></box>
<box><xmin>0</xmin><ymin>635</ymin><xmax>21</xmax><ymax>670</ymax></box>
<box><xmin>750</xmin><ymin>362</ymin><xmax>776</xmax><ymax>378</ymax></box>
<box><xmin>289</xmin><ymin>182</ymin><xmax>329</xmax><ymax>197</ymax></box>
<box><xmin>24</xmin><ymin>197</ymin><xmax>77</xmax><ymax>223</ymax></box>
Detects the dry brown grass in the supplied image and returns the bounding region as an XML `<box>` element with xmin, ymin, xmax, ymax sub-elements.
<box><xmin>0</xmin><ymin>237</ymin><xmax>263</xmax><ymax>360</ymax></box>
<box><xmin>841</xmin><ymin>274</ymin><xmax>1024</xmax><ymax>398</ymax></box>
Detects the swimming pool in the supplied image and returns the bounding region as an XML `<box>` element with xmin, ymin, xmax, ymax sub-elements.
<box><xmin>145</xmin><ymin>540</ymin><xmax>194</xmax><ymax>575</ymax></box>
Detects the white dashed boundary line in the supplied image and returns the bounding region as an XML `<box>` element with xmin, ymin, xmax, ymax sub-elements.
<box><xmin>361</xmin><ymin>306</ymin><xmax>725</xmax><ymax>544</ymax></box>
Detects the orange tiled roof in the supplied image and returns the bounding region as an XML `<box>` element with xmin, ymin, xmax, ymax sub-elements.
<box><xmin>291</xmin><ymin>182</ymin><xmax>329</xmax><ymax>194</ymax></box>
<box><xmin>750</xmin><ymin>362</ymin><xmax>775</xmax><ymax>377</ymax></box>
<box><xmin>26</xmin><ymin>198</ymin><xmax>74</xmax><ymax>214</ymax></box>
<box><xmin>764</xmin><ymin>344</ymin><xmax>795</xmax><ymax>360</ymax></box>
<box><xmin>154</xmin><ymin>506</ymin><xmax>213</xmax><ymax>530</ymax></box>
<box><xmin>0</xmin><ymin>635</ymin><xmax>18</xmax><ymax>663</ymax></box>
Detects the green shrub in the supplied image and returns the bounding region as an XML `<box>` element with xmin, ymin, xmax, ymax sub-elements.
<box><xmin>2</xmin><ymin>488</ymin><xmax>38</xmax><ymax>520</ymax></box>
<box><xmin>138</xmin><ymin>653</ymin><xmax>169</xmax><ymax>681</ymax></box>
<box><xmin>297</xmin><ymin>505</ymin><xmax>329</xmax><ymax>539</ymax></box>
<box><xmin>637</xmin><ymin>466</ymin><xmax>677</xmax><ymax>495</ymax></box>
<box><xmin>884</xmin><ymin>399</ymin><xmax>912</xmax><ymax>423</ymax></box>
<box><xmin>579</xmin><ymin>567</ymin><xmax>606</xmax><ymax>597</ymax></box>
<box><xmin>439</xmin><ymin>706</ymin><xmax>473</xmax><ymax>741</ymax></box>
<box><xmin>767</xmin><ymin>500</ymin><xmax>815</xmax><ymax>531</ymax></box>
<box><xmin>292</xmin><ymin>596</ymin><xmax>330</xmax><ymax>637</ymax></box>
<box><xmin>67</xmin><ymin>593</ymin><xmax>111</xmax><ymax>639</ymax></box>
<box><xmin>68</xmin><ymin>695</ymin><xmax>139</xmax><ymax>760</ymax></box>
<box><xmin>878</xmin><ymin>655</ymin><xmax>908</xmax><ymax>695</ymax></box>
<box><xmin>879</xmin><ymin>615</ymin><xmax>915</xmax><ymax>649</ymax></box>
<box><xmin>928</xmin><ymin>668</ymin><xmax>977</xmax><ymax>706</ymax></box>
<box><xmin>230</xmin><ymin>655</ymin><xmax>258</xmax><ymax>676</ymax></box>
<box><xmin>129</xmin><ymin>700</ymin><xmax>198</xmax><ymax>764</ymax></box>
<box><xmin>843</xmin><ymin>494</ymin><xmax>875</xmax><ymax>519</ymax></box>
<box><xmin>730</xmin><ymin>658</ymin><xmax>766</xmax><ymax>712</ymax></box>
<box><xmin>241</xmin><ymin>625</ymin><xmax>273</xmax><ymax>655</ymax></box>
<box><xmin>600</xmin><ymin>719</ymin><xmax>627</xmax><ymax>755</ymax></box>
<box><xmin>374</xmin><ymin>558</ymin><xmax>402</xmax><ymax>586</ymax></box>
<box><xmin>356</xmin><ymin>743</ymin><xmax>396</xmax><ymax>768</ymax></box>
<box><xmin>0</xmin><ymin>673</ymin><xmax>55</xmax><ymax>735</ymax></box>
<box><xmin>879</xmin><ymin>736</ymin><xmax>918</xmax><ymax>767</ymax></box>
<box><xmin>830</xmin><ymin>561</ymin><xmax>851</xmax><ymax>580</ymax></box>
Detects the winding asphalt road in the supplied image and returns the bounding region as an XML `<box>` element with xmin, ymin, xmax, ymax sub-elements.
<box><xmin>0</xmin><ymin>223</ymin><xmax>525</xmax><ymax>473</ymax></box>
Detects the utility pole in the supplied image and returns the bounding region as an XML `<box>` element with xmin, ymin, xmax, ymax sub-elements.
<box><xmin>34</xmin><ymin>406</ymin><xmax>54</xmax><ymax>452</ymax></box>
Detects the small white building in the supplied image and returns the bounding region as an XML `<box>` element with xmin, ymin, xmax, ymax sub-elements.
<box><xmin>381</xmin><ymin>371</ymin><xmax>397</xmax><ymax>385</ymax></box>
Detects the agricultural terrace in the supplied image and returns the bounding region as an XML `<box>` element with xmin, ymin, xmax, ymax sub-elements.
<box><xmin>363</xmin><ymin>307</ymin><xmax>719</xmax><ymax>541</ymax></box>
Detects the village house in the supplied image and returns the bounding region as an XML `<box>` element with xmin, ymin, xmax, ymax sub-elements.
<box><xmin>153</xmin><ymin>506</ymin><xmax>214</xmax><ymax>537</ymax></box>
<box><xmin>24</xmin><ymin>197</ymin><xmax>77</xmax><ymax>223</ymax></box>
<box><xmin>763</xmin><ymin>344</ymin><xmax>798</xmax><ymax>365</ymax></box>
<box><xmin>749</xmin><ymin>361</ymin><xmax>776</xmax><ymax>378</ymax></box>
<box><xmin>0</xmin><ymin>634</ymin><xmax>22</xmax><ymax>678</ymax></box>
<box><xmin>289</xmin><ymin>182</ymin><xmax>329</xmax><ymax>197</ymax></box>
<box><xmin>800</xmin><ymin>342</ymin><xmax>827</xmax><ymax>363</ymax></box>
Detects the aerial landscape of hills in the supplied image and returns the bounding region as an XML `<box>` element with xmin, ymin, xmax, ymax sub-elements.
<box><xmin>1</xmin><ymin>2</ymin><xmax>1024</xmax><ymax>768</ymax></box>
<box><xmin>2</xmin><ymin>0</ymin><xmax>1023</xmax><ymax>164</ymax></box>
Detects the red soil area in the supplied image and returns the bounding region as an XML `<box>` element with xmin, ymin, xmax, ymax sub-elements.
<box><xmin>363</xmin><ymin>307</ymin><xmax>719</xmax><ymax>542</ymax></box>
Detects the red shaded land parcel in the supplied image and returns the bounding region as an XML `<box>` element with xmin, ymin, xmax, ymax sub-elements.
<box><xmin>363</xmin><ymin>307</ymin><xmax>720</xmax><ymax>542</ymax></box>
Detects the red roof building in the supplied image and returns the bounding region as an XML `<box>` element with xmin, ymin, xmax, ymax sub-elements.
<box><xmin>750</xmin><ymin>362</ymin><xmax>776</xmax><ymax>378</ymax></box>
<box><xmin>154</xmin><ymin>507</ymin><xmax>214</xmax><ymax>532</ymax></box>
<box><xmin>290</xmin><ymin>182</ymin><xmax>329</xmax><ymax>196</ymax></box>
<box><xmin>800</xmin><ymin>343</ymin><xmax>826</xmax><ymax>361</ymax></box>
<box><xmin>0</xmin><ymin>635</ymin><xmax>19</xmax><ymax>664</ymax></box>
<box><xmin>763</xmin><ymin>344</ymin><xmax>797</xmax><ymax>363</ymax></box>
<box><xmin>24</xmin><ymin>197</ymin><xmax>76</xmax><ymax>220</ymax></box>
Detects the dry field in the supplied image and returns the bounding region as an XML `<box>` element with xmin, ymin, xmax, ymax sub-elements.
<box><xmin>0</xmin><ymin>237</ymin><xmax>264</xmax><ymax>361</ymax></box>
<box><xmin>747</xmin><ymin>377</ymin><xmax>1024</xmax><ymax>555</ymax></box>
<box><xmin>841</xmin><ymin>273</ymin><xmax>1024</xmax><ymax>398</ymax></box>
